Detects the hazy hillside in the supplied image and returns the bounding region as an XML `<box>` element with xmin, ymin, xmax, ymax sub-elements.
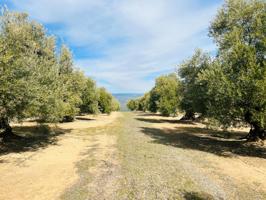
<box><xmin>113</xmin><ymin>93</ymin><xmax>143</xmax><ymax>111</ymax></box>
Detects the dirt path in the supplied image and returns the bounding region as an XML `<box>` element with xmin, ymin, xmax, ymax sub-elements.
<box><xmin>124</xmin><ymin>112</ymin><xmax>266</xmax><ymax>200</ymax></box>
<box><xmin>0</xmin><ymin>113</ymin><xmax>121</xmax><ymax>200</ymax></box>
<box><xmin>1</xmin><ymin>112</ymin><xmax>266</xmax><ymax>200</ymax></box>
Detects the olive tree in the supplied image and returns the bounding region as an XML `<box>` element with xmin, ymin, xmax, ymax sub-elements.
<box><xmin>149</xmin><ymin>73</ymin><xmax>181</xmax><ymax>116</ymax></box>
<box><xmin>58</xmin><ymin>45</ymin><xmax>86</xmax><ymax>121</ymax></box>
<box><xmin>200</xmin><ymin>0</ymin><xmax>266</xmax><ymax>140</ymax></box>
<box><xmin>0</xmin><ymin>10</ymin><xmax>61</xmax><ymax>137</ymax></box>
<box><xmin>138</xmin><ymin>93</ymin><xmax>150</xmax><ymax>112</ymax></box>
<box><xmin>97</xmin><ymin>88</ymin><xmax>120</xmax><ymax>114</ymax></box>
<box><xmin>127</xmin><ymin>99</ymin><xmax>138</xmax><ymax>111</ymax></box>
<box><xmin>178</xmin><ymin>49</ymin><xmax>211</xmax><ymax>120</ymax></box>
<box><xmin>80</xmin><ymin>78</ymin><xmax>99</xmax><ymax>114</ymax></box>
<box><xmin>111</xmin><ymin>97</ymin><xmax>120</xmax><ymax>112</ymax></box>
<box><xmin>0</xmin><ymin>9</ymin><xmax>117</xmax><ymax>140</ymax></box>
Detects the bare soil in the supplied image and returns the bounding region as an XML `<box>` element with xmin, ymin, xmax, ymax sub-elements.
<box><xmin>0</xmin><ymin>112</ymin><xmax>120</xmax><ymax>200</ymax></box>
<box><xmin>133</xmin><ymin>113</ymin><xmax>266</xmax><ymax>199</ymax></box>
<box><xmin>0</xmin><ymin>112</ymin><xmax>265</xmax><ymax>200</ymax></box>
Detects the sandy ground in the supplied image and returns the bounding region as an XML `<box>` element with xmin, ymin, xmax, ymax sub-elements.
<box><xmin>10</xmin><ymin>112</ymin><xmax>121</xmax><ymax>129</ymax></box>
<box><xmin>1</xmin><ymin>112</ymin><xmax>266</xmax><ymax>200</ymax></box>
<box><xmin>137</xmin><ymin>113</ymin><xmax>266</xmax><ymax>198</ymax></box>
<box><xmin>0</xmin><ymin>112</ymin><xmax>121</xmax><ymax>200</ymax></box>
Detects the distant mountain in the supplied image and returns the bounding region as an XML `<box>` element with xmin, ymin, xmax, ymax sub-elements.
<box><xmin>113</xmin><ymin>93</ymin><xmax>143</xmax><ymax>111</ymax></box>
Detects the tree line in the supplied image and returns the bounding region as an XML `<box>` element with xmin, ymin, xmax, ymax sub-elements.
<box><xmin>0</xmin><ymin>9</ymin><xmax>120</xmax><ymax>139</ymax></box>
<box><xmin>127</xmin><ymin>0</ymin><xmax>265</xmax><ymax>141</ymax></box>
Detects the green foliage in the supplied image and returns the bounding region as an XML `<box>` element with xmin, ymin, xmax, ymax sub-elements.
<box><xmin>138</xmin><ymin>93</ymin><xmax>150</xmax><ymax>112</ymax></box>
<box><xmin>58</xmin><ymin>45</ymin><xmax>87</xmax><ymax>122</ymax></box>
<box><xmin>127</xmin><ymin>0</ymin><xmax>265</xmax><ymax>139</ymax></box>
<box><xmin>0</xmin><ymin>9</ymin><xmax>116</xmax><ymax>136</ymax></box>
<box><xmin>151</xmin><ymin>73</ymin><xmax>181</xmax><ymax>116</ymax></box>
<box><xmin>178</xmin><ymin>49</ymin><xmax>211</xmax><ymax>118</ymax></box>
<box><xmin>127</xmin><ymin>93</ymin><xmax>150</xmax><ymax>112</ymax></box>
<box><xmin>111</xmin><ymin>97</ymin><xmax>120</xmax><ymax>112</ymax></box>
<box><xmin>129</xmin><ymin>74</ymin><xmax>181</xmax><ymax>116</ymax></box>
<box><xmin>200</xmin><ymin>0</ymin><xmax>266</xmax><ymax>138</ymax></box>
<box><xmin>2</xmin><ymin>0</ymin><xmax>265</xmax><ymax>141</ymax></box>
<box><xmin>148</xmin><ymin>89</ymin><xmax>159</xmax><ymax>113</ymax></box>
<box><xmin>0</xmin><ymin>10</ymin><xmax>61</xmax><ymax>125</ymax></box>
<box><xmin>59</xmin><ymin>45</ymin><xmax>73</xmax><ymax>75</ymax></box>
<box><xmin>98</xmin><ymin>88</ymin><xmax>120</xmax><ymax>114</ymax></box>
<box><xmin>127</xmin><ymin>99</ymin><xmax>138</xmax><ymax>111</ymax></box>
<box><xmin>80</xmin><ymin>78</ymin><xmax>99</xmax><ymax>114</ymax></box>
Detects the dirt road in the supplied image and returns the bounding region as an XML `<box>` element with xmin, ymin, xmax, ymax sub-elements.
<box><xmin>0</xmin><ymin>112</ymin><xmax>266</xmax><ymax>200</ymax></box>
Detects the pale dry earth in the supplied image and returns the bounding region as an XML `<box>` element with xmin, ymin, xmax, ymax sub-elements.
<box><xmin>135</xmin><ymin>113</ymin><xmax>266</xmax><ymax>199</ymax></box>
<box><xmin>0</xmin><ymin>112</ymin><xmax>121</xmax><ymax>200</ymax></box>
<box><xmin>0</xmin><ymin>112</ymin><xmax>265</xmax><ymax>200</ymax></box>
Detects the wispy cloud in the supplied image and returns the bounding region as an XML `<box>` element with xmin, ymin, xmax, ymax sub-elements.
<box><xmin>10</xmin><ymin>0</ymin><xmax>222</xmax><ymax>93</ymax></box>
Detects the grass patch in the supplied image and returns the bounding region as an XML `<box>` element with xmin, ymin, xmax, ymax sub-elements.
<box><xmin>61</xmin><ymin>121</ymin><xmax>122</xmax><ymax>200</ymax></box>
<box><xmin>61</xmin><ymin>147</ymin><xmax>98</xmax><ymax>200</ymax></box>
<box><xmin>116</xmin><ymin>113</ymin><xmax>207</xmax><ymax>199</ymax></box>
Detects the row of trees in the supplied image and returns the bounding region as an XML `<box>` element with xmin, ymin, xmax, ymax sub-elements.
<box><xmin>0</xmin><ymin>10</ymin><xmax>119</xmax><ymax>139</ymax></box>
<box><xmin>128</xmin><ymin>0</ymin><xmax>265</xmax><ymax>140</ymax></box>
<box><xmin>127</xmin><ymin>74</ymin><xmax>181</xmax><ymax>117</ymax></box>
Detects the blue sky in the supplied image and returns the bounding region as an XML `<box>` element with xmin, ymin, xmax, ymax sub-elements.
<box><xmin>3</xmin><ymin>0</ymin><xmax>222</xmax><ymax>93</ymax></box>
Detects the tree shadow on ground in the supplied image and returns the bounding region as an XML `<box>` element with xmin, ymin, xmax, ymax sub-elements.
<box><xmin>140</xmin><ymin>126</ymin><xmax>266</xmax><ymax>159</ymax></box>
<box><xmin>75</xmin><ymin>117</ymin><xmax>95</xmax><ymax>121</ymax></box>
<box><xmin>183</xmin><ymin>191</ymin><xmax>215</xmax><ymax>200</ymax></box>
<box><xmin>136</xmin><ymin>117</ymin><xmax>195</xmax><ymax>125</ymax></box>
<box><xmin>0</xmin><ymin>125</ymin><xmax>71</xmax><ymax>156</ymax></box>
<box><xmin>135</xmin><ymin>112</ymin><xmax>163</xmax><ymax>117</ymax></box>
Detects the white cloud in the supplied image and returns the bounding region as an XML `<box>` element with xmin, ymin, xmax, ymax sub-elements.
<box><xmin>11</xmin><ymin>0</ymin><xmax>222</xmax><ymax>93</ymax></box>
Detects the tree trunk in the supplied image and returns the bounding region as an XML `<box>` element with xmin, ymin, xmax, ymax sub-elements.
<box><xmin>245</xmin><ymin>124</ymin><xmax>265</xmax><ymax>141</ymax></box>
<box><xmin>0</xmin><ymin>117</ymin><xmax>16</xmax><ymax>140</ymax></box>
<box><xmin>61</xmin><ymin>115</ymin><xmax>75</xmax><ymax>122</ymax></box>
<box><xmin>180</xmin><ymin>111</ymin><xmax>195</xmax><ymax>121</ymax></box>
<box><xmin>243</xmin><ymin>111</ymin><xmax>265</xmax><ymax>141</ymax></box>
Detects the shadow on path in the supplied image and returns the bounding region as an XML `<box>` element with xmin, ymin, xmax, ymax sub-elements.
<box><xmin>75</xmin><ymin>117</ymin><xmax>95</xmax><ymax>121</ymax></box>
<box><xmin>183</xmin><ymin>191</ymin><xmax>215</xmax><ymax>200</ymax></box>
<box><xmin>140</xmin><ymin>125</ymin><xmax>266</xmax><ymax>159</ymax></box>
<box><xmin>0</xmin><ymin>125</ymin><xmax>71</xmax><ymax>156</ymax></box>
<box><xmin>136</xmin><ymin>117</ymin><xmax>195</xmax><ymax>125</ymax></box>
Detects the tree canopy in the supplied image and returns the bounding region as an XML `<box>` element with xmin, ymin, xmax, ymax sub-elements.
<box><xmin>200</xmin><ymin>0</ymin><xmax>266</xmax><ymax>140</ymax></box>
<box><xmin>0</xmin><ymin>9</ymin><xmax>119</xmax><ymax>139</ymax></box>
<box><xmin>128</xmin><ymin>0</ymin><xmax>265</xmax><ymax>140</ymax></box>
<box><xmin>178</xmin><ymin>49</ymin><xmax>211</xmax><ymax>120</ymax></box>
<box><xmin>98</xmin><ymin>88</ymin><xmax>118</xmax><ymax>114</ymax></box>
<box><xmin>0</xmin><ymin>11</ymin><xmax>61</xmax><ymax>135</ymax></box>
<box><xmin>80</xmin><ymin>78</ymin><xmax>99</xmax><ymax>114</ymax></box>
<box><xmin>128</xmin><ymin>73</ymin><xmax>181</xmax><ymax>117</ymax></box>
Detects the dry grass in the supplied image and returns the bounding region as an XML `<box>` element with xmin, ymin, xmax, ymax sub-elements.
<box><xmin>1</xmin><ymin>111</ymin><xmax>266</xmax><ymax>200</ymax></box>
<box><xmin>133</xmin><ymin>112</ymin><xmax>266</xmax><ymax>199</ymax></box>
